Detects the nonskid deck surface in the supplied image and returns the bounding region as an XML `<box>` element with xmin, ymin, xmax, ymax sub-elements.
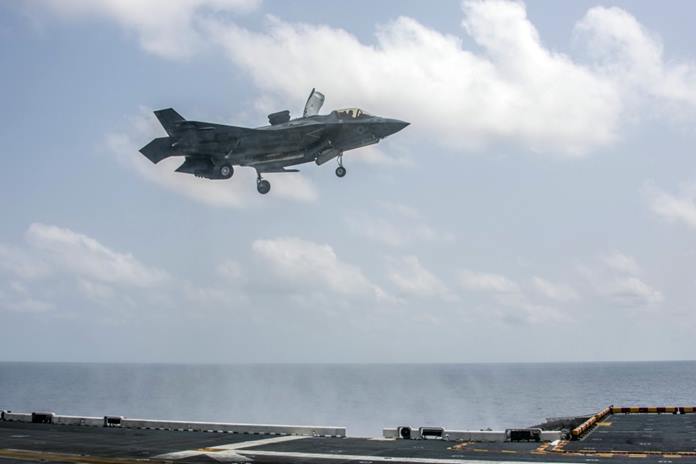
<box><xmin>2</xmin><ymin>411</ymin><xmax>696</xmax><ymax>464</ymax></box>
<box><xmin>564</xmin><ymin>413</ymin><xmax>696</xmax><ymax>453</ymax></box>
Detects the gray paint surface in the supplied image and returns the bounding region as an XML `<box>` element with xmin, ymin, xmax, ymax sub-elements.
<box><xmin>140</xmin><ymin>89</ymin><xmax>408</xmax><ymax>193</ymax></box>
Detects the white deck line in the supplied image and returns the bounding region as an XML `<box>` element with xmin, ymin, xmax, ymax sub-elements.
<box><xmin>237</xmin><ymin>450</ymin><xmax>571</xmax><ymax>464</ymax></box>
<box><xmin>154</xmin><ymin>435</ymin><xmax>307</xmax><ymax>460</ymax></box>
<box><xmin>213</xmin><ymin>435</ymin><xmax>308</xmax><ymax>450</ymax></box>
<box><xmin>154</xmin><ymin>450</ymin><xmax>203</xmax><ymax>459</ymax></box>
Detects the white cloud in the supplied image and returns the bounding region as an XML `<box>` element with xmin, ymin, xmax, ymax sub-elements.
<box><xmin>31</xmin><ymin>1</ymin><xmax>696</xmax><ymax>156</ymax></box>
<box><xmin>387</xmin><ymin>255</ymin><xmax>453</xmax><ymax>299</ymax></box>
<box><xmin>458</xmin><ymin>269</ymin><xmax>520</xmax><ymax>293</ymax></box>
<box><xmin>1</xmin><ymin>226</ymin><xmax>171</xmax><ymax>315</ymax></box>
<box><xmin>602</xmin><ymin>251</ymin><xmax>640</xmax><ymax>275</ymax></box>
<box><xmin>0</xmin><ymin>284</ymin><xmax>54</xmax><ymax>313</ymax></box>
<box><xmin>531</xmin><ymin>276</ymin><xmax>579</xmax><ymax>302</ymax></box>
<box><xmin>606</xmin><ymin>276</ymin><xmax>663</xmax><ymax>307</ymax></box>
<box><xmin>377</xmin><ymin>201</ymin><xmax>422</xmax><ymax>220</ymax></box>
<box><xmin>36</xmin><ymin>0</ymin><xmax>260</xmax><ymax>59</ymax></box>
<box><xmin>0</xmin><ymin>244</ymin><xmax>51</xmax><ymax>279</ymax></box>
<box><xmin>252</xmin><ymin>237</ymin><xmax>387</xmax><ymax>300</ymax></box>
<box><xmin>346</xmin><ymin>202</ymin><xmax>453</xmax><ymax>247</ymax></box>
<box><xmin>206</xmin><ymin>2</ymin><xmax>620</xmax><ymax>155</ymax></box>
<box><xmin>348</xmin><ymin>146</ymin><xmax>413</xmax><ymax>167</ymax></box>
<box><xmin>106</xmin><ymin>108</ymin><xmax>318</xmax><ymax>208</ymax></box>
<box><xmin>576</xmin><ymin>6</ymin><xmax>696</xmax><ymax>106</ymax></box>
<box><xmin>77</xmin><ymin>278</ymin><xmax>115</xmax><ymax>301</ymax></box>
<box><xmin>26</xmin><ymin>223</ymin><xmax>168</xmax><ymax>288</ymax></box>
<box><xmin>494</xmin><ymin>292</ymin><xmax>564</xmax><ymax>325</ymax></box>
<box><xmin>217</xmin><ymin>259</ymin><xmax>244</xmax><ymax>283</ymax></box>
<box><xmin>644</xmin><ymin>182</ymin><xmax>696</xmax><ymax>230</ymax></box>
<box><xmin>580</xmin><ymin>253</ymin><xmax>663</xmax><ymax>308</ymax></box>
<box><xmin>0</xmin><ymin>297</ymin><xmax>54</xmax><ymax>313</ymax></box>
<box><xmin>345</xmin><ymin>214</ymin><xmax>437</xmax><ymax>247</ymax></box>
<box><xmin>457</xmin><ymin>269</ymin><xmax>566</xmax><ymax>323</ymax></box>
<box><xmin>182</xmin><ymin>282</ymin><xmax>230</xmax><ymax>306</ymax></box>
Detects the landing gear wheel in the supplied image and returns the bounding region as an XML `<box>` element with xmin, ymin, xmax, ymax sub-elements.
<box><xmin>219</xmin><ymin>164</ymin><xmax>233</xmax><ymax>179</ymax></box>
<box><xmin>257</xmin><ymin>179</ymin><xmax>271</xmax><ymax>194</ymax></box>
<box><xmin>335</xmin><ymin>166</ymin><xmax>347</xmax><ymax>178</ymax></box>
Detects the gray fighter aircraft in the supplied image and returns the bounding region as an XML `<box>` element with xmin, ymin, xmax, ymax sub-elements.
<box><xmin>139</xmin><ymin>89</ymin><xmax>409</xmax><ymax>194</ymax></box>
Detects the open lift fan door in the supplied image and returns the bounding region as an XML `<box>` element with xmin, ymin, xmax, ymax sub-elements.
<box><xmin>303</xmin><ymin>88</ymin><xmax>325</xmax><ymax>117</ymax></box>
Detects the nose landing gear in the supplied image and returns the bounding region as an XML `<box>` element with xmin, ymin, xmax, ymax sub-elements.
<box><xmin>256</xmin><ymin>172</ymin><xmax>271</xmax><ymax>194</ymax></box>
<box><xmin>335</xmin><ymin>155</ymin><xmax>347</xmax><ymax>178</ymax></box>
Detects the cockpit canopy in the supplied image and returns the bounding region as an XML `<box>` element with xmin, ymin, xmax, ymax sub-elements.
<box><xmin>334</xmin><ymin>108</ymin><xmax>373</xmax><ymax>119</ymax></box>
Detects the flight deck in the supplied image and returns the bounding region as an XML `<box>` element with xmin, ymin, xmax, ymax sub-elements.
<box><xmin>1</xmin><ymin>407</ymin><xmax>695</xmax><ymax>464</ymax></box>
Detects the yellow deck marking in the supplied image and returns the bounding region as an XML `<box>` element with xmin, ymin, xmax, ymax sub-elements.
<box><xmin>628</xmin><ymin>453</ymin><xmax>648</xmax><ymax>458</ymax></box>
<box><xmin>597</xmin><ymin>422</ymin><xmax>612</xmax><ymax>427</ymax></box>
<box><xmin>0</xmin><ymin>448</ymin><xmax>159</xmax><ymax>464</ymax></box>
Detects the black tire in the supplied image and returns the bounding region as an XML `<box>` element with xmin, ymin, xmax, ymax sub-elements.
<box><xmin>219</xmin><ymin>164</ymin><xmax>233</xmax><ymax>179</ymax></box>
<box><xmin>335</xmin><ymin>166</ymin><xmax>347</xmax><ymax>177</ymax></box>
<box><xmin>257</xmin><ymin>179</ymin><xmax>271</xmax><ymax>194</ymax></box>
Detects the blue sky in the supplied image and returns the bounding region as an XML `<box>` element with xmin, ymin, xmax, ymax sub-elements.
<box><xmin>1</xmin><ymin>0</ymin><xmax>695</xmax><ymax>363</ymax></box>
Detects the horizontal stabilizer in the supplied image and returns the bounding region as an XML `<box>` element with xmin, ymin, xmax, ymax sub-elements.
<box><xmin>154</xmin><ymin>108</ymin><xmax>184</xmax><ymax>136</ymax></box>
<box><xmin>139</xmin><ymin>137</ymin><xmax>173</xmax><ymax>164</ymax></box>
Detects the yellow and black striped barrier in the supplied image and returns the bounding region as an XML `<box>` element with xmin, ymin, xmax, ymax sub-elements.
<box><xmin>610</xmin><ymin>406</ymin><xmax>696</xmax><ymax>414</ymax></box>
<box><xmin>572</xmin><ymin>405</ymin><xmax>696</xmax><ymax>439</ymax></box>
<box><xmin>571</xmin><ymin>406</ymin><xmax>612</xmax><ymax>438</ymax></box>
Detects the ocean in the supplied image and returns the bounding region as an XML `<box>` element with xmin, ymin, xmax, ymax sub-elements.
<box><xmin>0</xmin><ymin>361</ymin><xmax>693</xmax><ymax>436</ymax></box>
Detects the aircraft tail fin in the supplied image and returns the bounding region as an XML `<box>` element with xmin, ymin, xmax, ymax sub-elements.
<box><xmin>154</xmin><ymin>108</ymin><xmax>185</xmax><ymax>136</ymax></box>
<box><xmin>139</xmin><ymin>136</ymin><xmax>173</xmax><ymax>164</ymax></box>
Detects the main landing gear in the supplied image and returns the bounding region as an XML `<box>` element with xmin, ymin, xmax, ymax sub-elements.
<box><xmin>256</xmin><ymin>173</ymin><xmax>271</xmax><ymax>195</ymax></box>
<box><xmin>219</xmin><ymin>164</ymin><xmax>233</xmax><ymax>179</ymax></box>
<box><xmin>335</xmin><ymin>155</ymin><xmax>347</xmax><ymax>178</ymax></box>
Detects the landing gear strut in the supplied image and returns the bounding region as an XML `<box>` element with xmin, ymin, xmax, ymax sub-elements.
<box><xmin>256</xmin><ymin>173</ymin><xmax>271</xmax><ymax>195</ymax></box>
<box><xmin>335</xmin><ymin>155</ymin><xmax>347</xmax><ymax>178</ymax></box>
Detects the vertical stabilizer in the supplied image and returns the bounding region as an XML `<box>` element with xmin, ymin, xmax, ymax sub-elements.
<box><xmin>154</xmin><ymin>108</ymin><xmax>185</xmax><ymax>136</ymax></box>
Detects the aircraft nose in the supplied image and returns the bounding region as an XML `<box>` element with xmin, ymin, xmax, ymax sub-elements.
<box><xmin>376</xmin><ymin>119</ymin><xmax>410</xmax><ymax>138</ymax></box>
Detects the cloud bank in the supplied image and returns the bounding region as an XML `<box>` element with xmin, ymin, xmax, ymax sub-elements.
<box><xmin>26</xmin><ymin>223</ymin><xmax>168</xmax><ymax>287</ymax></box>
<box><xmin>38</xmin><ymin>0</ymin><xmax>260</xmax><ymax>59</ymax></box>
<box><xmin>252</xmin><ymin>237</ymin><xmax>388</xmax><ymax>301</ymax></box>
<box><xmin>644</xmin><ymin>182</ymin><xmax>696</xmax><ymax>230</ymax></box>
<box><xmin>34</xmin><ymin>1</ymin><xmax>696</xmax><ymax>157</ymax></box>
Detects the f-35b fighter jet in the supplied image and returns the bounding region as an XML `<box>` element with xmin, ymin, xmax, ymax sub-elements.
<box><xmin>139</xmin><ymin>89</ymin><xmax>409</xmax><ymax>194</ymax></box>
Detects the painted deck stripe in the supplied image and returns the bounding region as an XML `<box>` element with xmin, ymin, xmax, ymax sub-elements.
<box><xmin>237</xmin><ymin>449</ymin><xmax>573</xmax><ymax>464</ymax></box>
<box><xmin>212</xmin><ymin>435</ymin><xmax>308</xmax><ymax>450</ymax></box>
<box><xmin>155</xmin><ymin>435</ymin><xmax>307</xmax><ymax>460</ymax></box>
<box><xmin>153</xmin><ymin>449</ymin><xmax>206</xmax><ymax>459</ymax></box>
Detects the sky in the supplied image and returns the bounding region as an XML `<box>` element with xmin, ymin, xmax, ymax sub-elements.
<box><xmin>1</xmin><ymin>0</ymin><xmax>695</xmax><ymax>363</ymax></box>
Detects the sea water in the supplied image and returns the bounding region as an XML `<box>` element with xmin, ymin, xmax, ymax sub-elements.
<box><xmin>0</xmin><ymin>361</ymin><xmax>693</xmax><ymax>436</ymax></box>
